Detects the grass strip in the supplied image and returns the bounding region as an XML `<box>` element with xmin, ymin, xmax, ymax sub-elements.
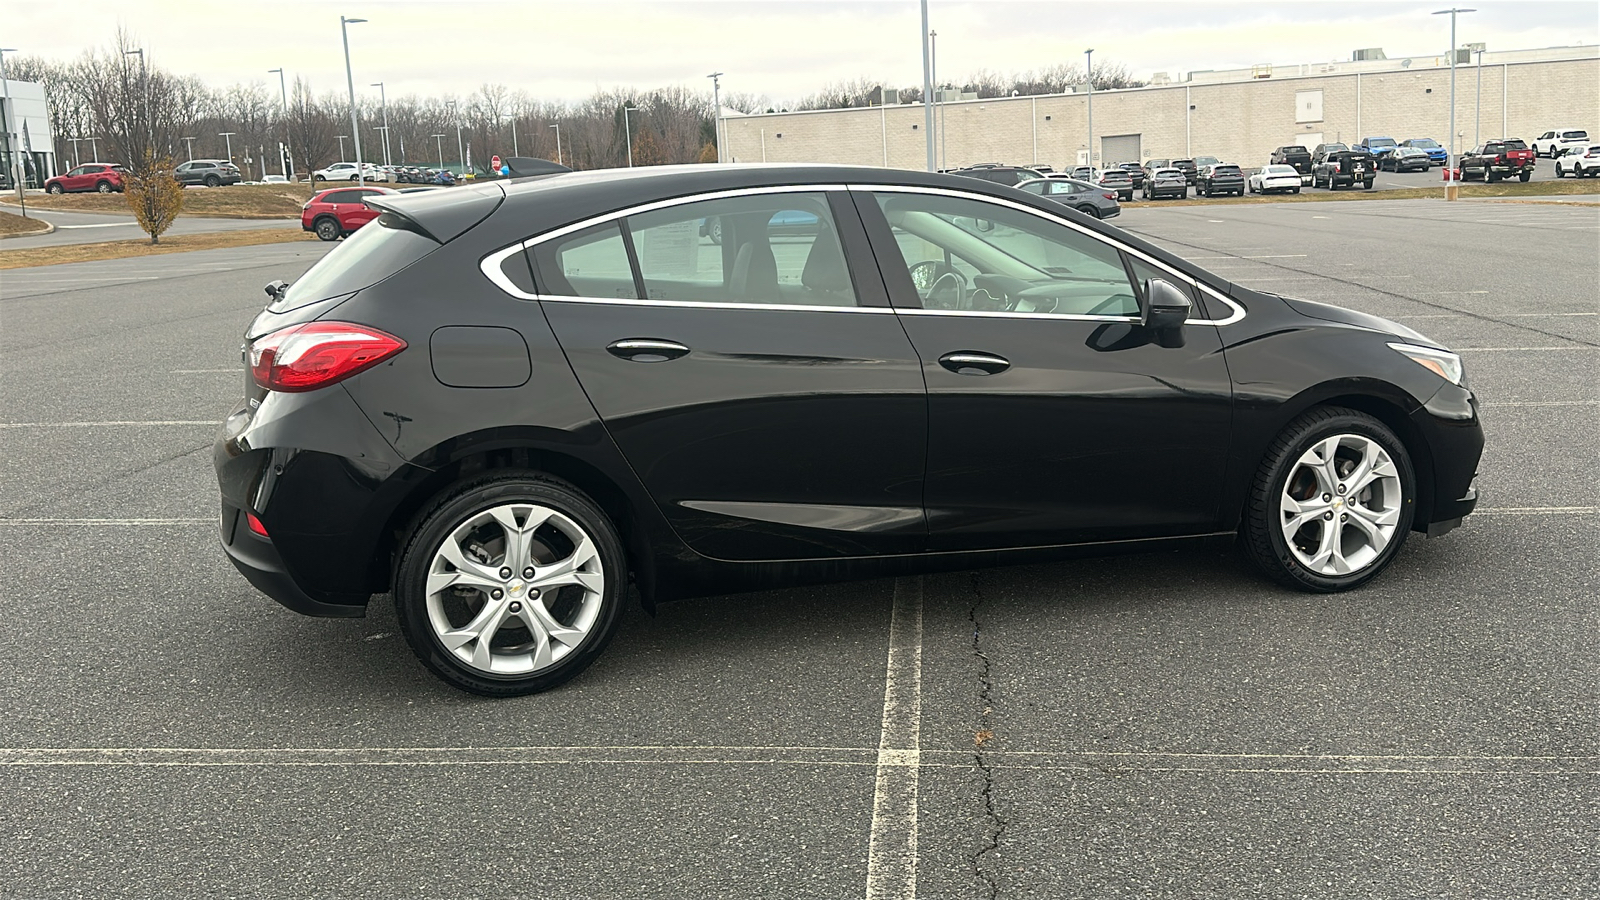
<box><xmin>0</xmin><ymin>228</ymin><xmax>317</xmax><ymax>270</ymax></box>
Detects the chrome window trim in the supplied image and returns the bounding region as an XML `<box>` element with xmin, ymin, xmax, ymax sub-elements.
<box><xmin>521</xmin><ymin>294</ymin><xmax>897</xmax><ymax>315</ymax></box>
<box><xmin>849</xmin><ymin>183</ymin><xmax>1245</xmax><ymax>326</ymax></box>
<box><xmin>478</xmin><ymin>181</ymin><xmax>1245</xmax><ymax>326</ymax></box>
<box><xmin>895</xmin><ymin>308</ymin><xmax>1142</xmax><ymax>324</ymax></box>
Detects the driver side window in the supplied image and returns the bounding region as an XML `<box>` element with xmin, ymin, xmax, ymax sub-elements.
<box><xmin>872</xmin><ymin>191</ymin><xmax>1139</xmax><ymax>317</ymax></box>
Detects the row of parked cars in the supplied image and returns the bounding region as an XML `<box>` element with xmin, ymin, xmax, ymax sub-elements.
<box><xmin>312</xmin><ymin>162</ymin><xmax>458</xmax><ymax>185</ymax></box>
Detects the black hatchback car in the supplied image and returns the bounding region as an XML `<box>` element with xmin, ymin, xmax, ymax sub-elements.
<box><xmin>216</xmin><ymin>163</ymin><xmax>1483</xmax><ymax>696</ymax></box>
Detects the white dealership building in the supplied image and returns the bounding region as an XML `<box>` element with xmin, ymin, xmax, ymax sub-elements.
<box><xmin>719</xmin><ymin>44</ymin><xmax>1599</xmax><ymax>170</ymax></box>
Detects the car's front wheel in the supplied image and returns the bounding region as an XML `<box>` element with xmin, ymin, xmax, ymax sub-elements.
<box><xmin>1244</xmin><ymin>407</ymin><xmax>1415</xmax><ymax>592</ymax></box>
<box><xmin>394</xmin><ymin>474</ymin><xmax>626</xmax><ymax>697</ymax></box>
<box><xmin>47</xmin><ymin>183</ymin><xmax>63</xmax><ymax>194</ymax></box>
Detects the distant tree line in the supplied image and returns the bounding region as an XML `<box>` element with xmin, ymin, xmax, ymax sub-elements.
<box><xmin>7</xmin><ymin>29</ymin><xmax>1144</xmax><ymax>175</ymax></box>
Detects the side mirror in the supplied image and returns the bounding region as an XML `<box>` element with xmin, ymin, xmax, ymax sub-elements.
<box><xmin>1140</xmin><ymin>278</ymin><xmax>1191</xmax><ymax>332</ymax></box>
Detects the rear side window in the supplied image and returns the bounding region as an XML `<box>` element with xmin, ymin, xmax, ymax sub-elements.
<box><xmin>533</xmin><ymin>222</ymin><xmax>638</xmax><ymax>300</ymax></box>
<box><xmin>274</xmin><ymin>214</ymin><xmax>439</xmax><ymax>312</ymax></box>
<box><xmin>321</xmin><ymin>190</ymin><xmax>354</xmax><ymax>203</ymax></box>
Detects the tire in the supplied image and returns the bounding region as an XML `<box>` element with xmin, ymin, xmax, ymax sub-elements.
<box><xmin>1076</xmin><ymin>204</ymin><xmax>1101</xmax><ymax>219</ymax></box>
<box><xmin>313</xmin><ymin>217</ymin><xmax>342</xmax><ymax>241</ymax></box>
<box><xmin>47</xmin><ymin>183</ymin><xmax>63</xmax><ymax>194</ymax></box>
<box><xmin>1486</xmin><ymin>170</ymin><xmax>1499</xmax><ymax>183</ymax></box>
<box><xmin>1243</xmin><ymin>407</ymin><xmax>1416</xmax><ymax>592</ymax></box>
<box><xmin>1363</xmin><ymin>180</ymin><xmax>1373</xmax><ymax>190</ymax></box>
<box><xmin>96</xmin><ymin>181</ymin><xmax>113</xmax><ymax>194</ymax></box>
<box><xmin>1519</xmin><ymin>170</ymin><xmax>1530</xmax><ymax>183</ymax></box>
<box><xmin>1556</xmin><ymin>164</ymin><xmax>1566</xmax><ymax>178</ymax></box>
<box><xmin>393</xmin><ymin>473</ymin><xmax>627</xmax><ymax>697</ymax></box>
<box><xmin>204</xmin><ymin>175</ymin><xmax>221</xmax><ymax>187</ymax></box>
<box><xmin>706</xmin><ymin>217</ymin><xmax>722</xmax><ymax>245</ymax></box>
<box><xmin>313</xmin><ymin>174</ymin><xmax>326</xmax><ymax>182</ymax></box>
<box><xmin>1293</xmin><ymin>187</ymin><xmax>1301</xmax><ymax>194</ymax></box>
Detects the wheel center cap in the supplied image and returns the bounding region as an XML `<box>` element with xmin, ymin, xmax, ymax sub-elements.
<box><xmin>1332</xmin><ymin>497</ymin><xmax>1345</xmax><ymax>509</ymax></box>
<box><xmin>508</xmin><ymin>582</ymin><xmax>524</xmax><ymax>596</ymax></box>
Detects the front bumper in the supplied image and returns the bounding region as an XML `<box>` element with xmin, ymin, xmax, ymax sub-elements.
<box><xmin>1412</xmin><ymin>381</ymin><xmax>1485</xmax><ymax>533</ymax></box>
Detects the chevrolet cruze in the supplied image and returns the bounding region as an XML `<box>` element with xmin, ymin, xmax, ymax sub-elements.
<box><xmin>215</xmin><ymin>162</ymin><xmax>1483</xmax><ymax>696</ymax></box>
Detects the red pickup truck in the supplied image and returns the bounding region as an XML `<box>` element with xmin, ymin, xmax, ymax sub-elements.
<box><xmin>1460</xmin><ymin>139</ymin><xmax>1535</xmax><ymax>183</ymax></box>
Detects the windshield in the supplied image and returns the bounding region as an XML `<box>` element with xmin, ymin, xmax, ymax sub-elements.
<box><xmin>1368</xmin><ymin>138</ymin><xmax>1396</xmax><ymax>148</ymax></box>
<box><xmin>275</xmin><ymin>214</ymin><xmax>439</xmax><ymax>312</ymax></box>
<box><xmin>1504</xmin><ymin>140</ymin><xmax>1528</xmax><ymax>149</ymax></box>
<box><xmin>1409</xmin><ymin>139</ymin><xmax>1439</xmax><ymax>148</ymax></box>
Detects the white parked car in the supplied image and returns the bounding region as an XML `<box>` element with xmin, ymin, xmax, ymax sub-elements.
<box><xmin>311</xmin><ymin>162</ymin><xmax>387</xmax><ymax>183</ymax></box>
<box><xmin>1248</xmin><ymin>164</ymin><xmax>1303</xmax><ymax>195</ymax></box>
<box><xmin>1532</xmin><ymin>129</ymin><xmax>1590</xmax><ymax>158</ymax></box>
<box><xmin>1554</xmin><ymin>144</ymin><xmax>1600</xmax><ymax>178</ymax></box>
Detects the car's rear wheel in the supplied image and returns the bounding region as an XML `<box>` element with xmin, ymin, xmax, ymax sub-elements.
<box><xmin>96</xmin><ymin>181</ymin><xmax>113</xmax><ymax>193</ymax></box>
<box><xmin>1244</xmin><ymin>407</ymin><xmax>1415</xmax><ymax>592</ymax></box>
<box><xmin>313</xmin><ymin>174</ymin><xmax>326</xmax><ymax>182</ymax></box>
<box><xmin>1519</xmin><ymin>170</ymin><xmax>1531</xmax><ymax>183</ymax></box>
<box><xmin>1076</xmin><ymin>204</ymin><xmax>1101</xmax><ymax>218</ymax></box>
<box><xmin>394</xmin><ymin>474</ymin><xmax>626</xmax><ymax>697</ymax></box>
<box><xmin>313</xmin><ymin>217</ymin><xmax>341</xmax><ymax>241</ymax></box>
<box><xmin>205</xmin><ymin>175</ymin><xmax>221</xmax><ymax>187</ymax></box>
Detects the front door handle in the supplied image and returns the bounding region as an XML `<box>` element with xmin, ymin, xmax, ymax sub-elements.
<box><xmin>938</xmin><ymin>351</ymin><xmax>1010</xmax><ymax>376</ymax></box>
<box><xmin>607</xmin><ymin>338</ymin><xmax>690</xmax><ymax>363</ymax></box>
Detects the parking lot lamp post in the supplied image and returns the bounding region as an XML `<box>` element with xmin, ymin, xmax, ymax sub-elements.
<box><xmin>1432</xmin><ymin>8</ymin><xmax>1474</xmax><ymax>195</ymax></box>
<box><xmin>1474</xmin><ymin>48</ymin><xmax>1483</xmax><ymax>147</ymax></box>
<box><xmin>502</xmin><ymin>115</ymin><xmax>518</xmax><ymax>157</ymax></box>
<box><xmin>432</xmin><ymin>133</ymin><xmax>445</xmax><ymax>169</ymax></box>
<box><xmin>447</xmin><ymin>100</ymin><xmax>464</xmax><ymax>174</ymax></box>
<box><xmin>918</xmin><ymin>0</ymin><xmax>933</xmax><ymax>171</ymax></box>
<box><xmin>371</xmin><ymin>81</ymin><xmax>390</xmax><ymax>166</ymax></box>
<box><xmin>123</xmin><ymin>48</ymin><xmax>150</xmax><ymax>158</ymax></box>
<box><xmin>550</xmin><ymin>123</ymin><xmax>561</xmax><ymax>166</ymax></box>
<box><xmin>218</xmin><ymin>132</ymin><xmax>235</xmax><ymax>166</ymax></box>
<box><xmin>181</xmin><ymin>136</ymin><xmax>195</xmax><ymax>160</ymax></box>
<box><xmin>929</xmin><ymin>30</ymin><xmax>937</xmax><ymax>169</ymax></box>
<box><xmin>340</xmin><ymin>15</ymin><xmax>368</xmax><ymax>185</ymax></box>
<box><xmin>707</xmin><ymin>72</ymin><xmax>724</xmax><ymax>163</ymax></box>
<box><xmin>337</xmin><ymin>134</ymin><xmax>348</xmax><ymax>160</ymax></box>
<box><xmin>1085</xmin><ymin>48</ymin><xmax>1094</xmax><ymax>168</ymax></box>
<box><xmin>623</xmin><ymin>103</ymin><xmax>634</xmax><ymax>167</ymax></box>
<box><xmin>68</xmin><ymin>135</ymin><xmax>82</xmax><ymax>166</ymax></box>
<box><xmin>269</xmin><ymin>68</ymin><xmax>293</xmax><ymax>179</ymax></box>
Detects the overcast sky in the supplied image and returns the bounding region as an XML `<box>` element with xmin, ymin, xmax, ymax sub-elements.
<box><xmin>9</xmin><ymin>1</ymin><xmax>1597</xmax><ymax>105</ymax></box>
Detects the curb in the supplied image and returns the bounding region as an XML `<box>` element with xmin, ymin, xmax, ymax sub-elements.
<box><xmin>0</xmin><ymin>217</ymin><xmax>56</xmax><ymax>239</ymax></box>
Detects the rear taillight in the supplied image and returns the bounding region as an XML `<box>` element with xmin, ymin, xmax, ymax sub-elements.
<box><xmin>248</xmin><ymin>321</ymin><xmax>406</xmax><ymax>393</ymax></box>
<box><xmin>246</xmin><ymin>511</ymin><xmax>270</xmax><ymax>537</ymax></box>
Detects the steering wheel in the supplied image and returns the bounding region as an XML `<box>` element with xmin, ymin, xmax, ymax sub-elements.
<box><xmin>908</xmin><ymin>260</ymin><xmax>967</xmax><ymax>309</ymax></box>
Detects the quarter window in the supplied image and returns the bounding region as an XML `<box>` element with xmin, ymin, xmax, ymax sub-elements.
<box><xmin>625</xmin><ymin>192</ymin><xmax>858</xmax><ymax>307</ymax></box>
<box><xmin>872</xmin><ymin>191</ymin><xmax>1139</xmax><ymax>317</ymax></box>
<box><xmin>533</xmin><ymin>222</ymin><xmax>638</xmax><ymax>300</ymax></box>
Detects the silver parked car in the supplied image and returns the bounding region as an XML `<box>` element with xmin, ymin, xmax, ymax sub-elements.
<box><xmin>1013</xmin><ymin>176</ymin><xmax>1121</xmax><ymax>219</ymax></box>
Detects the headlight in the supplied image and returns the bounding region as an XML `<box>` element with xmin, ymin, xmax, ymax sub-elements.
<box><xmin>1389</xmin><ymin>342</ymin><xmax>1464</xmax><ymax>385</ymax></box>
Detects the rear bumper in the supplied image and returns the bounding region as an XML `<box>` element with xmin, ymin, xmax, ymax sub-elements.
<box><xmin>219</xmin><ymin>503</ymin><xmax>367</xmax><ymax>617</ymax></box>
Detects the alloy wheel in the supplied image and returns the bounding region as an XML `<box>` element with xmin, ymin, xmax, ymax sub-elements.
<box><xmin>1279</xmin><ymin>434</ymin><xmax>1403</xmax><ymax>576</ymax></box>
<box><xmin>424</xmin><ymin>502</ymin><xmax>605</xmax><ymax>676</ymax></box>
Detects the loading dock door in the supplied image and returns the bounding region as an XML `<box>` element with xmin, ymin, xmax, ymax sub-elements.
<box><xmin>1101</xmin><ymin>134</ymin><xmax>1142</xmax><ymax>166</ymax></box>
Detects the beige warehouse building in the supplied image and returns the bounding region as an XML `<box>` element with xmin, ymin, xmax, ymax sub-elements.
<box><xmin>720</xmin><ymin>44</ymin><xmax>1599</xmax><ymax>171</ymax></box>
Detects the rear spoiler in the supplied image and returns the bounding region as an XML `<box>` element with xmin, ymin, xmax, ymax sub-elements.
<box><xmin>502</xmin><ymin>157</ymin><xmax>574</xmax><ymax>179</ymax></box>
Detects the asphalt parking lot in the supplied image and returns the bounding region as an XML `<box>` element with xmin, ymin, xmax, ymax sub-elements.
<box><xmin>1</xmin><ymin>197</ymin><xmax>1595</xmax><ymax>898</ymax></box>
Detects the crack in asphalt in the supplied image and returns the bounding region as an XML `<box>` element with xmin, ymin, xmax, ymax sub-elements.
<box><xmin>969</xmin><ymin>571</ymin><xmax>1006</xmax><ymax>900</ymax></box>
<box><xmin>1119</xmin><ymin>221</ymin><xmax>1600</xmax><ymax>348</ymax></box>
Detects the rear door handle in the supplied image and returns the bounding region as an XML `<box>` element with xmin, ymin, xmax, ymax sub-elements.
<box><xmin>606</xmin><ymin>339</ymin><xmax>690</xmax><ymax>363</ymax></box>
<box><xmin>938</xmin><ymin>351</ymin><xmax>1011</xmax><ymax>376</ymax></box>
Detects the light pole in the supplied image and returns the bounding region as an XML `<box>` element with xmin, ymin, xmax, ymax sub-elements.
<box><xmin>268</xmin><ymin>67</ymin><xmax>293</xmax><ymax>179</ymax></box>
<box><xmin>337</xmin><ymin>134</ymin><xmax>348</xmax><ymax>160</ymax></box>
<box><xmin>1474</xmin><ymin>48</ymin><xmax>1484</xmax><ymax>147</ymax></box>
<box><xmin>1433</xmin><ymin>8</ymin><xmax>1475</xmax><ymax>193</ymax></box>
<box><xmin>68</xmin><ymin>135</ymin><xmax>82</xmax><ymax>166</ymax></box>
<box><xmin>371</xmin><ymin>81</ymin><xmax>390</xmax><ymax>165</ymax></box>
<box><xmin>930</xmin><ymin>29</ymin><xmax>938</xmax><ymax>170</ymax></box>
<box><xmin>182</xmin><ymin>136</ymin><xmax>195</xmax><ymax>159</ymax></box>
<box><xmin>1085</xmin><ymin>48</ymin><xmax>1095</xmax><ymax>168</ymax></box>
<box><xmin>707</xmin><ymin>72</ymin><xmax>724</xmax><ymax>163</ymax></box>
<box><xmin>447</xmin><ymin>99</ymin><xmax>464</xmax><ymax>174</ymax></box>
<box><xmin>550</xmin><ymin>123</ymin><xmax>561</xmax><ymax>166</ymax></box>
<box><xmin>623</xmin><ymin>103</ymin><xmax>635</xmax><ymax>167</ymax></box>
<box><xmin>431</xmin><ymin>133</ymin><xmax>445</xmax><ymax>169</ymax></box>
<box><xmin>340</xmin><ymin>15</ymin><xmax>368</xmax><ymax>184</ymax></box>
<box><xmin>919</xmin><ymin>0</ymin><xmax>934</xmax><ymax>171</ymax></box>
<box><xmin>218</xmin><ymin>131</ymin><xmax>235</xmax><ymax>166</ymax></box>
<box><xmin>502</xmin><ymin>115</ymin><xmax>518</xmax><ymax>157</ymax></box>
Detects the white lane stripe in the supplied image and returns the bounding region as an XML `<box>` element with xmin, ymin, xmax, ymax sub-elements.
<box><xmin>1391</xmin><ymin>313</ymin><xmax>1597</xmax><ymax>318</ymax></box>
<box><xmin>172</xmin><ymin>369</ymin><xmax>237</xmax><ymax>373</ymax></box>
<box><xmin>54</xmin><ymin>223</ymin><xmax>137</xmax><ymax>229</ymax></box>
<box><xmin>1476</xmin><ymin>507</ymin><xmax>1600</xmax><ymax>515</ymax></box>
<box><xmin>1482</xmin><ymin>400</ymin><xmax>1600</xmax><ymax>407</ymax></box>
<box><xmin>864</xmin><ymin>577</ymin><xmax>924</xmax><ymax>900</ymax></box>
<box><xmin>0</xmin><ymin>518</ymin><xmax>211</xmax><ymax>525</ymax></box>
<box><xmin>1181</xmin><ymin>254</ymin><xmax>1308</xmax><ymax>260</ymax></box>
<box><xmin>1454</xmin><ymin>346</ymin><xmax>1598</xmax><ymax>351</ymax></box>
<box><xmin>0</xmin><ymin>420</ymin><xmax>214</xmax><ymax>428</ymax></box>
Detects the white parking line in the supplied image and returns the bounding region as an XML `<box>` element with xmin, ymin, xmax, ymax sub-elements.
<box><xmin>54</xmin><ymin>223</ymin><xmax>137</xmax><ymax>230</ymax></box>
<box><xmin>864</xmin><ymin>576</ymin><xmax>924</xmax><ymax>900</ymax></box>
<box><xmin>0</xmin><ymin>420</ymin><xmax>213</xmax><ymax>428</ymax></box>
<box><xmin>1482</xmin><ymin>401</ymin><xmax>1600</xmax><ymax>408</ymax></box>
<box><xmin>0</xmin><ymin>518</ymin><xmax>210</xmax><ymax>525</ymax></box>
<box><xmin>1477</xmin><ymin>507</ymin><xmax>1600</xmax><ymax>515</ymax></box>
<box><xmin>1454</xmin><ymin>346</ymin><xmax>1599</xmax><ymax>352</ymax></box>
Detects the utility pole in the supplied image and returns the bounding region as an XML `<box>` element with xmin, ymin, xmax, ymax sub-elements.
<box><xmin>124</xmin><ymin>48</ymin><xmax>149</xmax><ymax>161</ymax></box>
<box><xmin>432</xmin><ymin>133</ymin><xmax>445</xmax><ymax>169</ymax></box>
<box><xmin>337</xmin><ymin>134</ymin><xmax>348</xmax><ymax>160</ymax></box>
<box><xmin>269</xmin><ymin>67</ymin><xmax>293</xmax><ymax>179</ymax></box>
<box><xmin>707</xmin><ymin>72</ymin><xmax>724</xmax><ymax>163</ymax></box>
<box><xmin>182</xmin><ymin>136</ymin><xmax>195</xmax><ymax>159</ymax></box>
<box><xmin>550</xmin><ymin>123</ymin><xmax>562</xmax><ymax>166</ymax></box>
<box><xmin>1474</xmin><ymin>48</ymin><xmax>1484</xmax><ymax>147</ymax></box>
<box><xmin>930</xmin><ymin>29</ymin><xmax>938</xmax><ymax>170</ymax></box>
<box><xmin>623</xmin><ymin>103</ymin><xmax>634</xmax><ymax>167</ymax></box>
<box><xmin>919</xmin><ymin>0</ymin><xmax>934</xmax><ymax>171</ymax></box>
<box><xmin>503</xmin><ymin>115</ymin><xmax>518</xmax><ymax>157</ymax></box>
<box><xmin>218</xmin><ymin>131</ymin><xmax>235</xmax><ymax>165</ymax></box>
<box><xmin>340</xmin><ymin>15</ymin><xmax>368</xmax><ymax>184</ymax></box>
<box><xmin>371</xmin><ymin>81</ymin><xmax>390</xmax><ymax>165</ymax></box>
<box><xmin>1086</xmin><ymin>48</ymin><xmax>1095</xmax><ymax>168</ymax></box>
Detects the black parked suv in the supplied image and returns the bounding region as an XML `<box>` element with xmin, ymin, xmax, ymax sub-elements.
<box><xmin>950</xmin><ymin>165</ymin><xmax>1044</xmax><ymax>187</ymax></box>
<box><xmin>174</xmin><ymin>159</ymin><xmax>242</xmax><ymax>187</ymax></box>
<box><xmin>216</xmin><ymin>161</ymin><xmax>1483</xmax><ymax>696</ymax></box>
<box><xmin>1114</xmin><ymin>162</ymin><xmax>1147</xmax><ymax>189</ymax></box>
<box><xmin>1170</xmin><ymin>158</ymin><xmax>1199</xmax><ymax>185</ymax></box>
<box><xmin>1196</xmin><ymin>164</ymin><xmax>1246</xmax><ymax>197</ymax></box>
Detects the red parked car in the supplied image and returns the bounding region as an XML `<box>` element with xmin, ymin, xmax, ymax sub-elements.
<box><xmin>301</xmin><ymin>185</ymin><xmax>397</xmax><ymax>241</ymax></box>
<box><xmin>44</xmin><ymin>163</ymin><xmax>125</xmax><ymax>194</ymax></box>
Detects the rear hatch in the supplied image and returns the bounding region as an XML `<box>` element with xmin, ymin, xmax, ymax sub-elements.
<box><xmin>1502</xmin><ymin>140</ymin><xmax>1534</xmax><ymax>164</ymax></box>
